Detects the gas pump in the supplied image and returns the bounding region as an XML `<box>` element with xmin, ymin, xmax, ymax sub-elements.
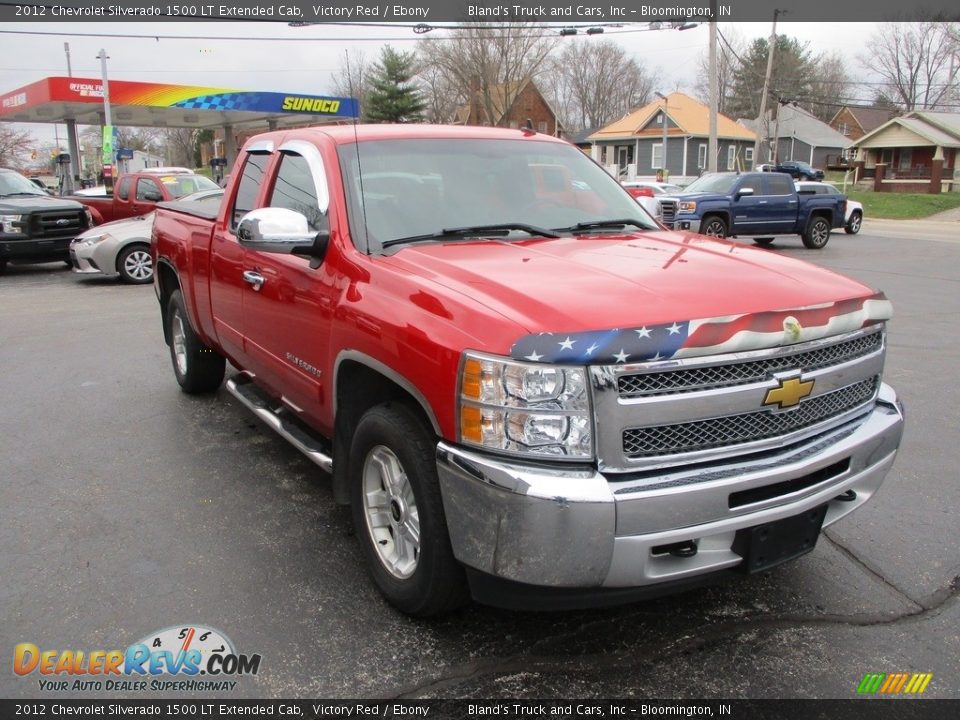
<box><xmin>55</xmin><ymin>153</ymin><xmax>75</xmax><ymax>195</ymax></box>
<box><xmin>210</xmin><ymin>157</ymin><xmax>227</xmax><ymax>187</ymax></box>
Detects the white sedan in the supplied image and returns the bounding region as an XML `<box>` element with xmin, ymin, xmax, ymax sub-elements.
<box><xmin>795</xmin><ymin>181</ymin><xmax>863</xmax><ymax>234</ymax></box>
<box><xmin>69</xmin><ymin>188</ymin><xmax>222</xmax><ymax>284</ymax></box>
<box><xmin>621</xmin><ymin>181</ymin><xmax>684</xmax><ymax>220</ymax></box>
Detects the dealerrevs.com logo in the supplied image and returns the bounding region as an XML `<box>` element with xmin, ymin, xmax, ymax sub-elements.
<box><xmin>14</xmin><ymin>625</ymin><xmax>261</xmax><ymax>692</ymax></box>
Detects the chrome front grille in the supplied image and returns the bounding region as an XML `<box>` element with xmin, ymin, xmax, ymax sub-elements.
<box><xmin>622</xmin><ymin>376</ymin><xmax>879</xmax><ymax>459</ymax></box>
<box><xmin>659</xmin><ymin>199</ymin><xmax>676</xmax><ymax>224</ymax></box>
<box><xmin>590</xmin><ymin>327</ymin><xmax>887</xmax><ymax>472</ymax></box>
<box><xmin>618</xmin><ymin>331</ymin><xmax>883</xmax><ymax>398</ymax></box>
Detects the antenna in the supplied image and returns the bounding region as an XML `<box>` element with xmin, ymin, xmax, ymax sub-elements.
<box><xmin>346</xmin><ymin>49</ymin><xmax>370</xmax><ymax>254</ymax></box>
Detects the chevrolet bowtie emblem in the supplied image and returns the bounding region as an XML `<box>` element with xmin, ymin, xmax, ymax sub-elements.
<box><xmin>764</xmin><ymin>376</ymin><xmax>815</xmax><ymax>409</ymax></box>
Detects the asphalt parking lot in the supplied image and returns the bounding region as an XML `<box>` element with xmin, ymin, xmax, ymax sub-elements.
<box><xmin>1</xmin><ymin>221</ymin><xmax>958</xmax><ymax>700</ymax></box>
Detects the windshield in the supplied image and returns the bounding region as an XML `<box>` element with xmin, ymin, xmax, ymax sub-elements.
<box><xmin>0</xmin><ymin>170</ymin><xmax>47</xmax><ymax>197</ymax></box>
<box><xmin>337</xmin><ymin>138</ymin><xmax>660</xmax><ymax>252</ymax></box>
<box><xmin>681</xmin><ymin>173</ymin><xmax>739</xmax><ymax>194</ymax></box>
<box><xmin>160</xmin><ymin>174</ymin><xmax>219</xmax><ymax>198</ymax></box>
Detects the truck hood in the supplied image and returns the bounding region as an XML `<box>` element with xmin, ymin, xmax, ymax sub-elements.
<box><xmin>0</xmin><ymin>194</ymin><xmax>86</xmax><ymax>213</ymax></box>
<box><xmin>662</xmin><ymin>191</ymin><xmax>727</xmax><ymax>202</ymax></box>
<box><xmin>384</xmin><ymin>230</ymin><xmax>887</xmax><ymax>360</ymax></box>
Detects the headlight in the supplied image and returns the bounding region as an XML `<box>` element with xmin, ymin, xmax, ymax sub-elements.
<box><xmin>74</xmin><ymin>233</ymin><xmax>111</xmax><ymax>247</ymax></box>
<box><xmin>458</xmin><ymin>351</ymin><xmax>593</xmax><ymax>460</ymax></box>
<box><xmin>0</xmin><ymin>214</ymin><xmax>23</xmax><ymax>234</ymax></box>
<box><xmin>678</xmin><ymin>201</ymin><xmax>697</xmax><ymax>213</ymax></box>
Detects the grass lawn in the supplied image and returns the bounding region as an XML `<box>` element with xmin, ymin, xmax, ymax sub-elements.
<box><xmin>846</xmin><ymin>190</ymin><xmax>960</xmax><ymax>219</ymax></box>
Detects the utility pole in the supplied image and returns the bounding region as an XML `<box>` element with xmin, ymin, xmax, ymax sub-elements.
<box><xmin>63</xmin><ymin>42</ymin><xmax>80</xmax><ymax>193</ymax></box>
<box><xmin>753</xmin><ymin>9</ymin><xmax>782</xmax><ymax>167</ymax></box>
<box><xmin>708</xmin><ymin>17</ymin><xmax>718</xmax><ymax>172</ymax></box>
<box><xmin>97</xmin><ymin>49</ymin><xmax>114</xmax><ymax>190</ymax></box>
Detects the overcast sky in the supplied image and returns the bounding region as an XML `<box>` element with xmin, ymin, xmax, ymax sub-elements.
<box><xmin>2</xmin><ymin>20</ymin><xmax>881</xmax><ymax>147</ymax></box>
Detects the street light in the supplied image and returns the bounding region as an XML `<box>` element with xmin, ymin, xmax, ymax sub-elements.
<box><xmin>655</xmin><ymin>91</ymin><xmax>668</xmax><ymax>181</ymax></box>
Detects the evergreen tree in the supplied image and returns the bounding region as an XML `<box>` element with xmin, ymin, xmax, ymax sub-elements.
<box><xmin>363</xmin><ymin>46</ymin><xmax>425</xmax><ymax>124</ymax></box>
<box><xmin>726</xmin><ymin>35</ymin><xmax>816</xmax><ymax>121</ymax></box>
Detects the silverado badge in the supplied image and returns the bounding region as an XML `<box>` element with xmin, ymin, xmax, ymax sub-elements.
<box><xmin>764</xmin><ymin>376</ymin><xmax>815</xmax><ymax>409</ymax></box>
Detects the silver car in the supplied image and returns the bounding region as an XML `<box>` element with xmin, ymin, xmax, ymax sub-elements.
<box><xmin>70</xmin><ymin>189</ymin><xmax>222</xmax><ymax>284</ymax></box>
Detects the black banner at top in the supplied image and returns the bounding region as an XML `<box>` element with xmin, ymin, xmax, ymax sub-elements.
<box><xmin>1</xmin><ymin>0</ymin><xmax>959</xmax><ymax>23</ymax></box>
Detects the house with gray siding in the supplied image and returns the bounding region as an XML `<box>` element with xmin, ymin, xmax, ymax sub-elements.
<box><xmin>743</xmin><ymin>104</ymin><xmax>852</xmax><ymax>169</ymax></box>
<box><xmin>588</xmin><ymin>92</ymin><xmax>757</xmax><ymax>184</ymax></box>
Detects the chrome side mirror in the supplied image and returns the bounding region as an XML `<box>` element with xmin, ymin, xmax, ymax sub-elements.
<box><xmin>735</xmin><ymin>187</ymin><xmax>755</xmax><ymax>198</ymax></box>
<box><xmin>237</xmin><ymin>207</ymin><xmax>329</xmax><ymax>266</ymax></box>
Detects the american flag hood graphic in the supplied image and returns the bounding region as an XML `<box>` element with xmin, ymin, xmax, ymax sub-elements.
<box><xmin>509</xmin><ymin>292</ymin><xmax>892</xmax><ymax>365</ymax></box>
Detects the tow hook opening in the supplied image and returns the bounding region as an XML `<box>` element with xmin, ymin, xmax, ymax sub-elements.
<box><xmin>835</xmin><ymin>489</ymin><xmax>857</xmax><ymax>502</ymax></box>
<box><xmin>652</xmin><ymin>540</ymin><xmax>699</xmax><ymax>558</ymax></box>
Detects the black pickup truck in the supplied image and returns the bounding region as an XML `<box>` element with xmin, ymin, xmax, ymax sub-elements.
<box><xmin>659</xmin><ymin>171</ymin><xmax>846</xmax><ymax>249</ymax></box>
<box><xmin>0</xmin><ymin>168</ymin><xmax>93</xmax><ymax>273</ymax></box>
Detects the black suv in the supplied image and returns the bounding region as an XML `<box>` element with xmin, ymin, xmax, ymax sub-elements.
<box><xmin>0</xmin><ymin>168</ymin><xmax>92</xmax><ymax>273</ymax></box>
<box><xmin>773</xmin><ymin>160</ymin><xmax>824</xmax><ymax>181</ymax></box>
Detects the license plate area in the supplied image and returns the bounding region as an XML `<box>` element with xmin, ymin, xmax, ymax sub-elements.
<box><xmin>734</xmin><ymin>505</ymin><xmax>827</xmax><ymax>574</ymax></box>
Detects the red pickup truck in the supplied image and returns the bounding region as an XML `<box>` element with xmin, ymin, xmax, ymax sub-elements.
<box><xmin>72</xmin><ymin>171</ymin><xmax>219</xmax><ymax>224</ymax></box>
<box><xmin>152</xmin><ymin>124</ymin><xmax>904</xmax><ymax>615</ymax></box>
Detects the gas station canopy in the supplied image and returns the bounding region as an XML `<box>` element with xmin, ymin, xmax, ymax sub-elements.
<box><xmin>0</xmin><ymin>76</ymin><xmax>359</xmax><ymax>129</ymax></box>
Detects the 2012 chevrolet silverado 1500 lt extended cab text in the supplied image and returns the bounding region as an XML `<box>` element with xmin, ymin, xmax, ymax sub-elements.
<box><xmin>152</xmin><ymin>125</ymin><xmax>904</xmax><ymax>615</ymax></box>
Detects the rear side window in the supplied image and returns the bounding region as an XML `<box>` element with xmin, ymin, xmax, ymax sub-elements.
<box><xmin>767</xmin><ymin>174</ymin><xmax>794</xmax><ymax>195</ymax></box>
<box><xmin>231</xmin><ymin>153</ymin><xmax>269</xmax><ymax>230</ymax></box>
<box><xmin>117</xmin><ymin>177</ymin><xmax>131</xmax><ymax>200</ymax></box>
<box><xmin>136</xmin><ymin>178</ymin><xmax>161</xmax><ymax>201</ymax></box>
<box><xmin>268</xmin><ymin>153</ymin><xmax>324</xmax><ymax>230</ymax></box>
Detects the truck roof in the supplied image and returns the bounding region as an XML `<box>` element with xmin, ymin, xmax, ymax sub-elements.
<box><xmin>244</xmin><ymin>123</ymin><xmax>571</xmax><ymax>148</ymax></box>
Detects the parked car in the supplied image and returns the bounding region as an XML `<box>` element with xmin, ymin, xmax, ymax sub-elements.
<box><xmin>70</xmin><ymin>188</ymin><xmax>222</xmax><ymax>284</ymax></box>
<box><xmin>774</xmin><ymin>160</ymin><xmax>825</xmax><ymax>181</ymax></box>
<box><xmin>68</xmin><ymin>172</ymin><xmax>220</xmax><ymax>224</ymax></box>
<box><xmin>0</xmin><ymin>167</ymin><xmax>93</xmax><ymax>273</ymax></box>
<box><xmin>621</xmin><ymin>180</ymin><xmax>684</xmax><ymax>218</ymax></box>
<box><xmin>795</xmin><ymin>181</ymin><xmax>863</xmax><ymax>234</ymax></box>
<box><xmin>151</xmin><ymin>124</ymin><xmax>902</xmax><ymax>615</ymax></box>
<box><xmin>659</xmin><ymin>171</ymin><xmax>846</xmax><ymax>248</ymax></box>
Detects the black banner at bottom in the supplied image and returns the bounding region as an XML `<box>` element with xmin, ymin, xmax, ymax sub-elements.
<box><xmin>1</xmin><ymin>699</ymin><xmax>957</xmax><ymax>720</ymax></box>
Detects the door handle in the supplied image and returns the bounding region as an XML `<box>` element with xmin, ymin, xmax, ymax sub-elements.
<box><xmin>243</xmin><ymin>270</ymin><xmax>265</xmax><ymax>291</ymax></box>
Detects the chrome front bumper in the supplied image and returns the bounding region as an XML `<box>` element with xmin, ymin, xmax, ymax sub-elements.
<box><xmin>436</xmin><ymin>384</ymin><xmax>904</xmax><ymax>591</ymax></box>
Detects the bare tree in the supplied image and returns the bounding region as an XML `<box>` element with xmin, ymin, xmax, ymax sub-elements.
<box><xmin>415</xmin><ymin>61</ymin><xmax>463</xmax><ymax>124</ymax></box>
<box><xmin>694</xmin><ymin>26</ymin><xmax>745</xmax><ymax>117</ymax></box>
<box><xmin>331</xmin><ymin>49</ymin><xmax>369</xmax><ymax>115</ymax></box>
<box><xmin>415</xmin><ymin>23</ymin><xmax>559</xmax><ymax>126</ymax></box>
<box><xmin>860</xmin><ymin>22</ymin><xmax>956</xmax><ymax>111</ymax></box>
<box><xmin>542</xmin><ymin>40</ymin><xmax>654</xmax><ymax>131</ymax></box>
<box><xmin>161</xmin><ymin>128</ymin><xmax>199</xmax><ymax>168</ymax></box>
<box><xmin>804</xmin><ymin>51</ymin><xmax>854</xmax><ymax>122</ymax></box>
<box><xmin>0</xmin><ymin>125</ymin><xmax>36</xmax><ymax>168</ymax></box>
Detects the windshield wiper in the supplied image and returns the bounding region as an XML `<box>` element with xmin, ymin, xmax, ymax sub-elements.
<box><xmin>382</xmin><ymin>223</ymin><xmax>561</xmax><ymax>249</ymax></box>
<box><xmin>555</xmin><ymin>219</ymin><xmax>652</xmax><ymax>234</ymax></box>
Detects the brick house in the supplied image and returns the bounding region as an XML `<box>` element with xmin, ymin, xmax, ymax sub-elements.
<box><xmin>588</xmin><ymin>92</ymin><xmax>757</xmax><ymax>184</ymax></box>
<box><xmin>452</xmin><ymin>79</ymin><xmax>564</xmax><ymax>136</ymax></box>
<box><xmin>850</xmin><ymin>111</ymin><xmax>960</xmax><ymax>193</ymax></box>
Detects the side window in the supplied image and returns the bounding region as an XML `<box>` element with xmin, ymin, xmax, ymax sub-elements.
<box><xmin>767</xmin><ymin>174</ymin><xmax>793</xmax><ymax>195</ymax></box>
<box><xmin>231</xmin><ymin>152</ymin><xmax>269</xmax><ymax>230</ymax></box>
<box><xmin>117</xmin><ymin>177</ymin><xmax>131</xmax><ymax>201</ymax></box>
<box><xmin>268</xmin><ymin>153</ymin><xmax>324</xmax><ymax>230</ymax></box>
<box><xmin>136</xmin><ymin>178</ymin><xmax>161</xmax><ymax>201</ymax></box>
<box><xmin>740</xmin><ymin>176</ymin><xmax>764</xmax><ymax>194</ymax></box>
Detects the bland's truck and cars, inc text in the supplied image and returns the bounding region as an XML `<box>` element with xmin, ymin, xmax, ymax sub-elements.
<box><xmin>151</xmin><ymin>123</ymin><xmax>904</xmax><ymax>615</ymax></box>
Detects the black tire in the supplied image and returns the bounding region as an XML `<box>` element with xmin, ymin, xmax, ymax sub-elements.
<box><xmin>845</xmin><ymin>211</ymin><xmax>862</xmax><ymax>235</ymax></box>
<box><xmin>699</xmin><ymin>215</ymin><xmax>728</xmax><ymax>238</ymax></box>
<box><xmin>166</xmin><ymin>289</ymin><xmax>225</xmax><ymax>393</ymax></box>
<box><xmin>802</xmin><ymin>215</ymin><xmax>832</xmax><ymax>249</ymax></box>
<box><xmin>349</xmin><ymin>403</ymin><xmax>468</xmax><ymax>617</ymax></box>
<box><xmin>116</xmin><ymin>243</ymin><xmax>154</xmax><ymax>284</ymax></box>
<box><xmin>753</xmin><ymin>237</ymin><xmax>775</xmax><ymax>247</ymax></box>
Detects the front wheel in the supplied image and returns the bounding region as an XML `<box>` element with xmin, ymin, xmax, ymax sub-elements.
<box><xmin>166</xmin><ymin>289</ymin><xmax>225</xmax><ymax>393</ymax></box>
<box><xmin>845</xmin><ymin>211</ymin><xmax>862</xmax><ymax>235</ymax></box>
<box><xmin>699</xmin><ymin>215</ymin><xmax>728</xmax><ymax>238</ymax></box>
<box><xmin>349</xmin><ymin>403</ymin><xmax>467</xmax><ymax>616</ymax></box>
<box><xmin>753</xmin><ymin>237</ymin><xmax>775</xmax><ymax>247</ymax></box>
<box><xmin>117</xmin><ymin>243</ymin><xmax>154</xmax><ymax>284</ymax></box>
<box><xmin>802</xmin><ymin>216</ymin><xmax>831</xmax><ymax>249</ymax></box>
